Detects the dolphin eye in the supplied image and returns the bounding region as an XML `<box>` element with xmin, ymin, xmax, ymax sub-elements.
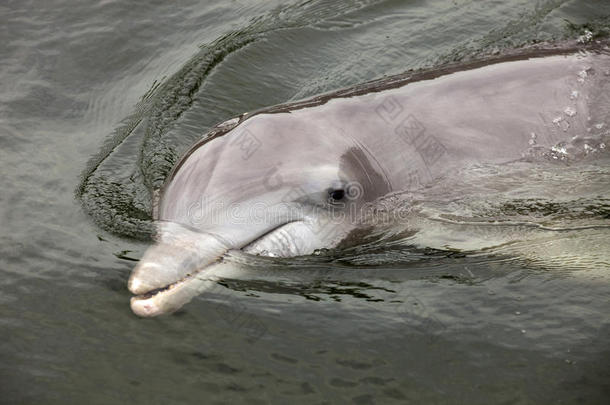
<box><xmin>329</xmin><ymin>189</ymin><xmax>345</xmax><ymax>201</ymax></box>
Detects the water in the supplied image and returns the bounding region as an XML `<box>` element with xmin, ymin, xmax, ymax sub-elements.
<box><xmin>1</xmin><ymin>1</ymin><xmax>609</xmax><ymax>403</ymax></box>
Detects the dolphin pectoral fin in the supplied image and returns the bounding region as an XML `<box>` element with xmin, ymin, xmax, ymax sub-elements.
<box><xmin>128</xmin><ymin>222</ymin><xmax>230</xmax><ymax>295</ymax></box>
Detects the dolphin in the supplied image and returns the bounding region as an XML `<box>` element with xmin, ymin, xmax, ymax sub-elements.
<box><xmin>128</xmin><ymin>42</ymin><xmax>610</xmax><ymax>316</ymax></box>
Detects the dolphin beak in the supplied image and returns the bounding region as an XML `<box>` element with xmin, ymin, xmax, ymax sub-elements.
<box><xmin>128</xmin><ymin>235</ymin><xmax>227</xmax><ymax>295</ymax></box>
<box><xmin>127</xmin><ymin>219</ymin><xmax>322</xmax><ymax>316</ymax></box>
<box><xmin>127</xmin><ymin>222</ymin><xmax>231</xmax><ymax>309</ymax></box>
<box><xmin>129</xmin><ymin>262</ymin><xmax>226</xmax><ymax>317</ymax></box>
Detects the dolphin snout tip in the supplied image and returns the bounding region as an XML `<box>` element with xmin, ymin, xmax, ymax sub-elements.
<box><xmin>130</xmin><ymin>297</ymin><xmax>161</xmax><ymax>318</ymax></box>
<box><xmin>127</xmin><ymin>276</ymin><xmax>146</xmax><ymax>295</ymax></box>
<box><xmin>128</xmin><ymin>262</ymin><xmax>165</xmax><ymax>294</ymax></box>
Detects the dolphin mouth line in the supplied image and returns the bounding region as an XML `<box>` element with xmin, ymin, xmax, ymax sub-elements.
<box><xmin>130</xmin><ymin>258</ymin><xmax>223</xmax><ymax>302</ymax></box>
<box><xmin>129</xmin><ymin>220</ymin><xmax>304</xmax><ymax>303</ymax></box>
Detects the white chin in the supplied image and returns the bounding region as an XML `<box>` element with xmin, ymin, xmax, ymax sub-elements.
<box><xmin>242</xmin><ymin>220</ymin><xmax>343</xmax><ymax>258</ymax></box>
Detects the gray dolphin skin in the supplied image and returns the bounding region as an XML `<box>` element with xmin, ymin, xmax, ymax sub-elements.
<box><xmin>128</xmin><ymin>42</ymin><xmax>610</xmax><ymax>316</ymax></box>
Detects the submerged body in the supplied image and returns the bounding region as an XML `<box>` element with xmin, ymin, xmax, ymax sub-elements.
<box><xmin>129</xmin><ymin>43</ymin><xmax>610</xmax><ymax>316</ymax></box>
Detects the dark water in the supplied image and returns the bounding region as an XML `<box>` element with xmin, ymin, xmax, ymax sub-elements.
<box><xmin>1</xmin><ymin>1</ymin><xmax>609</xmax><ymax>403</ymax></box>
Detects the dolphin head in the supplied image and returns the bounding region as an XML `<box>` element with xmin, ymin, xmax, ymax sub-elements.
<box><xmin>128</xmin><ymin>110</ymin><xmax>392</xmax><ymax>315</ymax></box>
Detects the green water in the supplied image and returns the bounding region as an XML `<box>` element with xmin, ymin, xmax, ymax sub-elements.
<box><xmin>1</xmin><ymin>1</ymin><xmax>609</xmax><ymax>403</ymax></box>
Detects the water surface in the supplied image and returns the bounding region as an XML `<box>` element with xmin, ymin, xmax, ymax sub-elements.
<box><xmin>1</xmin><ymin>1</ymin><xmax>609</xmax><ymax>403</ymax></box>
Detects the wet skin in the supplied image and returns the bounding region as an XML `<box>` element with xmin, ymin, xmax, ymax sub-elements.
<box><xmin>128</xmin><ymin>43</ymin><xmax>610</xmax><ymax>316</ymax></box>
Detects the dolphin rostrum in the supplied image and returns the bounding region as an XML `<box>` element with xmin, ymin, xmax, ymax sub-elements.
<box><xmin>128</xmin><ymin>41</ymin><xmax>610</xmax><ymax>316</ymax></box>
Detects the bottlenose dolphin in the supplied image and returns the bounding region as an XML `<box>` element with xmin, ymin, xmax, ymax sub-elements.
<box><xmin>128</xmin><ymin>42</ymin><xmax>610</xmax><ymax>316</ymax></box>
